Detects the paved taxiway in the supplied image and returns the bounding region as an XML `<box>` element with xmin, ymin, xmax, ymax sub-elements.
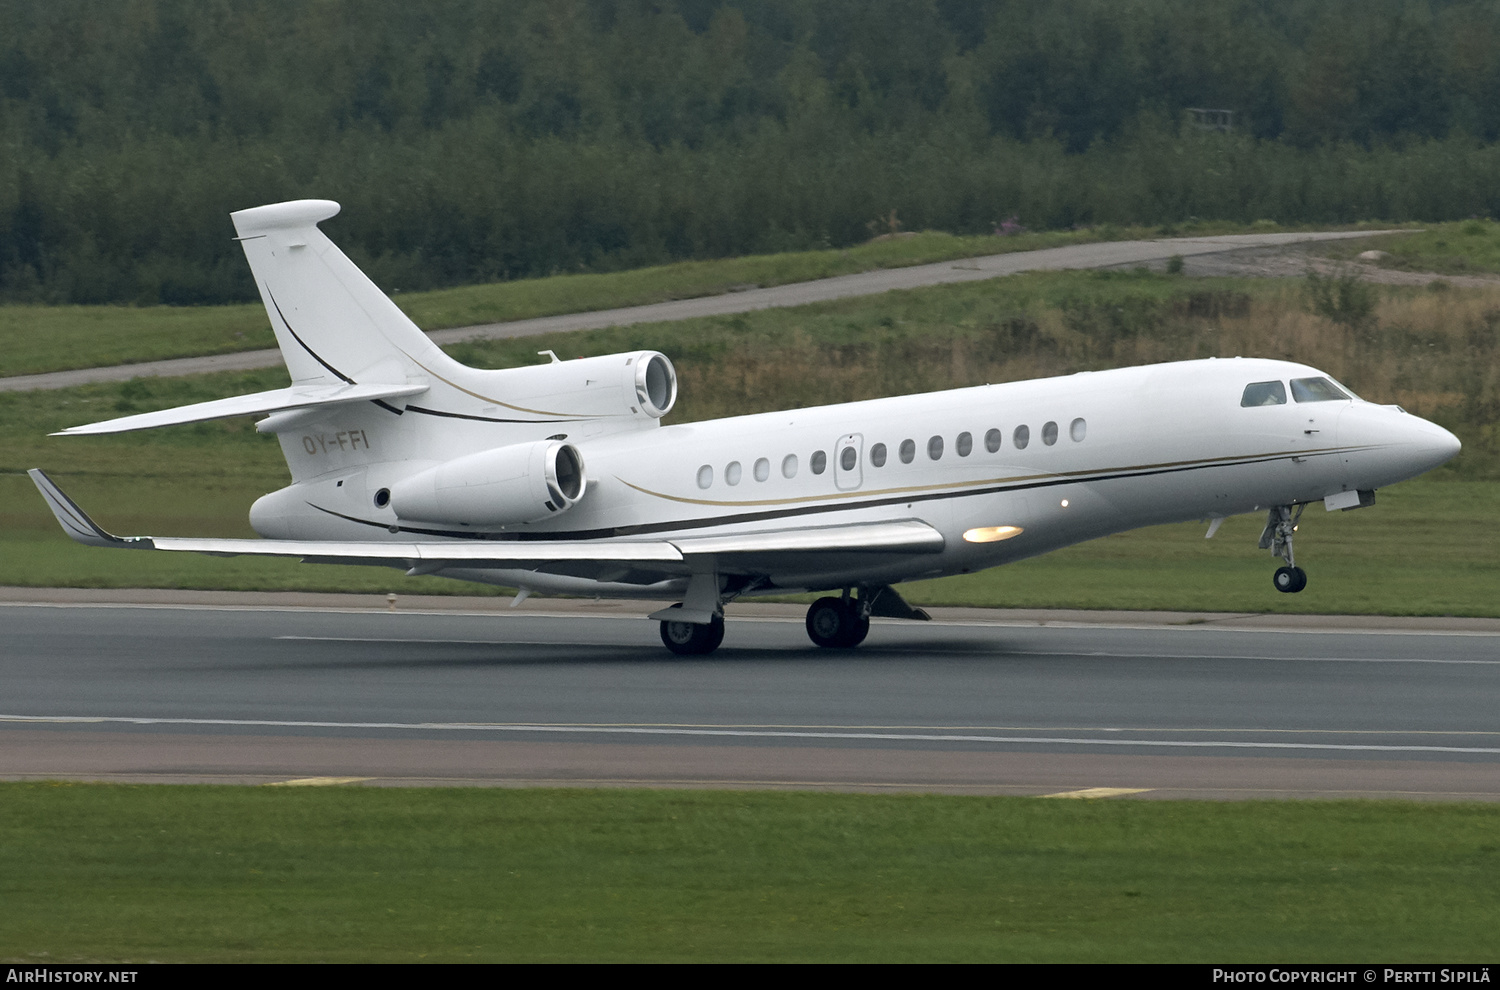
<box><xmin>3</xmin><ymin>596</ymin><xmax>1497</xmax><ymax>800</ymax></box>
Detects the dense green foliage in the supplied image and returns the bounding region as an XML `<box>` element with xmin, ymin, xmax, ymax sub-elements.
<box><xmin>3</xmin><ymin>783</ymin><xmax>1496</xmax><ymax>961</ymax></box>
<box><xmin>6</xmin><ymin>0</ymin><xmax>1500</xmax><ymax>306</ymax></box>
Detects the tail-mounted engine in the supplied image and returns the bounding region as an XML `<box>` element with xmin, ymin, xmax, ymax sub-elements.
<box><xmin>390</xmin><ymin>439</ymin><xmax>585</xmax><ymax>526</ymax></box>
<box><xmin>460</xmin><ymin>349</ymin><xmax>678</xmax><ymax>423</ymax></box>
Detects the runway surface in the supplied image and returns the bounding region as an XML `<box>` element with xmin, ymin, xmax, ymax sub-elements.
<box><xmin>0</xmin><ymin>230</ymin><xmax>1394</xmax><ymax>392</ymax></box>
<box><xmin>3</xmin><ymin>597</ymin><xmax>1498</xmax><ymax>800</ymax></box>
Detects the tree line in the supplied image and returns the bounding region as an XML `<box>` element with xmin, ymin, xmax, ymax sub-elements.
<box><xmin>5</xmin><ymin>0</ymin><xmax>1500</xmax><ymax>305</ymax></box>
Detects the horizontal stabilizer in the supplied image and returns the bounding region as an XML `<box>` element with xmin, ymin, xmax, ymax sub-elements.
<box><xmin>53</xmin><ymin>381</ymin><xmax>428</xmax><ymax>436</ymax></box>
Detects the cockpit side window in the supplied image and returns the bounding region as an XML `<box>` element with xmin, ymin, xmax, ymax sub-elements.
<box><xmin>1241</xmin><ymin>381</ymin><xmax>1287</xmax><ymax>407</ymax></box>
<box><xmin>1291</xmin><ymin>377</ymin><xmax>1351</xmax><ymax>403</ymax></box>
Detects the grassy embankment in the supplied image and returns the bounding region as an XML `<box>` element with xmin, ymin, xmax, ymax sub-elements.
<box><xmin>3</xmin><ymin>266</ymin><xmax>1496</xmax><ymax>613</ymax></box>
<box><xmin>0</xmin><ymin>227</ymin><xmax>1113</xmax><ymax>378</ymax></box>
<box><xmin>1</xmin><ymin>783</ymin><xmax>1496</xmax><ymax>963</ymax></box>
<box><xmin>1326</xmin><ymin>218</ymin><xmax>1500</xmax><ymax>276</ymax></box>
<box><xmin>0</xmin><ymin>220</ymin><xmax>1393</xmax><ymax>379</ymax></box>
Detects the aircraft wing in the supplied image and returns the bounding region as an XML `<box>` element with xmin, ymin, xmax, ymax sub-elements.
<box><xmin>52</xmin><ymin>381</ymin><xmax>429</xmax><ymax>436</ymax></box>
<box><xmin>29</xmin><ymin>470</ymin><xmax>943</xmax><ymax>580</ymax></box>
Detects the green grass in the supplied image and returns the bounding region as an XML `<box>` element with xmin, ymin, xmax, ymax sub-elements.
<box><xmin>1325</xmin><ymin>218</ymin><xmax>1500</xmax><ymax>276</ymax></box>
<box><xmin>1</xmin><ymin>783</ymin><xmax>1495</xmax><ymax>962</ymax></box>
<box><xmin>0</xmin><ymin>221</ymin><xmax>1311</xmax><ymax>379</ymax></box>
<box><xmin>4</xmin><ymin>466</ymin><xmax>1494</xmax><ymax>615</ymax></box>
<box><xmin>903</xmin><ymin>479</ymin><xmax>1500</xmax><ymax>616</ymax></box>
<box><xmin>2</xmin><ymin>267</ymin><xmax>1495</xmax><ymax>612</ymax></box>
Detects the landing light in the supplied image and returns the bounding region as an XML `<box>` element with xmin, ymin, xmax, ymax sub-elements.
<box><xmin>963</xmin><ymin>525</ymin><xmax>1024</xmax><ymax>543</ymax></box>
<box><xmin>1060</xmin><ymin>499</ymin><xmax>1070</xmax><ymax>507</ymax></box>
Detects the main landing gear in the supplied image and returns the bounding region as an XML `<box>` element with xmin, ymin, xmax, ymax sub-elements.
<box><xmin>1259</xmin><ymin>504</ymin><xmax>1308</xmax><ymax>594</ymax></box>
<box><xmin>805</xmin><ymin>595</ymin><xmax>870</xmax><ymax>648</ymax></box>
<box><xmin>655</xmin><ymin>584</ymin><xmax>930</xmax><ymax>655</ymax></box>
<box><xmin>658</xmin><ymin>604</ymin><xmax>725</xmax><ymax>655</ymax></box>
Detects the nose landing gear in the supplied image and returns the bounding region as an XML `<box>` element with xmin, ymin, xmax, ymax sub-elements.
<box><xmin>1260</xmin><ymin>504</ymin><xmax>1309</xmax><ymax>593</ymax></box>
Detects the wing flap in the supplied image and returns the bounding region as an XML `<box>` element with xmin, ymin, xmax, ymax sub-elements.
<box><xmin>149</xmin><ymin>536</ymin><xmax>683</xmax><ymax>565</ymax></box>
<box><xmin>670</xmin><ymin>519</ymin><xmax>945</xmax><ymax>556</ymax></box>
<box><xmin>52</xmin><ymin>382</ymin><xmax>429</xmax><ymax>436</ymax></box>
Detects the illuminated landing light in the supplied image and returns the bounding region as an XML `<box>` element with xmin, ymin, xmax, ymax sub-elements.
<box><xmin>1060</xmin><ymin>499</ymin><xmax>1070</xmax><ymax>507</ymax></box>
<box><xmin>963</xmin><ymin>525</ymin><xmax>1024</xmax><ymax>543</ymax></box>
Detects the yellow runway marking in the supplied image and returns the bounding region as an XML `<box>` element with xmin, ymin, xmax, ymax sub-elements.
<box><xmin>1040</xmin><ymin>787</ymin><xmax>1153</xmax><ymax>799</ymax></box>
<box><xmin>264</xmin><ymin>776</ymin><xmax>373</xmax><ymax>787</ymax></box>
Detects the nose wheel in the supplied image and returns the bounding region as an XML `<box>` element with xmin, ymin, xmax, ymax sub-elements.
<box><xmin>1260</xmin><ymin>505</ymin><xmax>1309</xmax><ymax>594</ymax></box>
<box><xmin>1273</xmin><ymin>565</ymin><xmax>1308</xmax><ymax>594</ymax></box>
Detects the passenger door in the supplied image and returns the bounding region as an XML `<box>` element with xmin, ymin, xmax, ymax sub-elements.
<box><xmin>834</xmin><ymin>433</ymin><xmax>863</xmax><ymax>491</ymax></box>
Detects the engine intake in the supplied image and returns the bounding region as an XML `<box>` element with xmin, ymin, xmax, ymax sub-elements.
<box><xmin>390</xmin><ymin>439</ymin><xmax>585</xmax><ymax>526</ymax></box>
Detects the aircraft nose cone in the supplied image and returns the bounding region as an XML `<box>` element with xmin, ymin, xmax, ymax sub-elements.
<box><xmin>1412</xmin><ymin>419</ymin><xmax>1462</xmax><ymax>472</ymax></box>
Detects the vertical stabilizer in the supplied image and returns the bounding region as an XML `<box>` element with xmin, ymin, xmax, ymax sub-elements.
<box><xmin>231</xmin><ymin>200</ymin><xmax>453</xmax><ymax>387</ymax></box>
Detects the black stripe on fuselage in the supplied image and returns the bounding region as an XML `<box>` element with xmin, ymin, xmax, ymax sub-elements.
<box><xmin>305</xmin><ymin>447</ymin><xmax>1322</xmax><ymax>542</ymax></box>
<box><xmin>404</xmin><ymin>404</ymin><xmax>577</xmax><ymax>425</ymax></box>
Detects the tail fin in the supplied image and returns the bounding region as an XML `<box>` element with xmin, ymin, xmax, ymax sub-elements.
<box><xmin>231</xmin><ymin>200</ymin><xmax>454</xmax><ymax>387</ymax></box>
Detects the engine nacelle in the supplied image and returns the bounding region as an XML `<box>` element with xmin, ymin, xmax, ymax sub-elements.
<box><xmin>390</xmin><ymin>440</ymin><xmax>585</xmax><ymax>526</ymax></box>
<box><xmin>463</xmin><ymin>349</ymin><xmax>677</xmax><ymax>422</ymax></box>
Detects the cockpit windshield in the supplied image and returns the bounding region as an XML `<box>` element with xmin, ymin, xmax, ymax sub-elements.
<box><xmin>1241</xmin><ymin>381</ymin><xmax>1287</xmax><ymax>407</ymax></box>
<box><xmin>1290</xmin><ymin>377</ymin><xmax>1351</xmax><ymax>403</ymax></box>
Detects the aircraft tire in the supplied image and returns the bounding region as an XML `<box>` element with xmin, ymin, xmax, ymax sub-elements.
<box><xmin>1273</xmin><ymin>566</ymin><xmax>1308</xmax><ymax>594</ymax></box>
<box><xmin>806</xmin><ymin>597</ymin><xmax>864</xmax><ymax>648</ymax></box>
<box><xmin>660</xmin><ymin>608</ymin><xmax>725</xmax><ymax>655</ymax></box>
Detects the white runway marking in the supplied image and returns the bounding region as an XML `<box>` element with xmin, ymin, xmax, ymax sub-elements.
<box><xmin>5</xmin><ymin>714</ymin><xmax>1500</xmax><ymax>756</ymax></box>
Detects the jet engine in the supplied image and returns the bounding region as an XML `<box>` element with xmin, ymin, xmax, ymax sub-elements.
<box><xmin>390</xmin><ymin>439</ymin><xmax>585</xmax><ymax>526</ymax></box>
<box><xmin>463</xmin><ymin>349</ymin><xmax>678</xmax><ymax>422</ymax></box>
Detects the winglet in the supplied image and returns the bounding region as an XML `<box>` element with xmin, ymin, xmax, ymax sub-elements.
<box><xmin>27</xmin><ymin>469</ymin><xmax>153</xmax><ymax>549</ymax></box>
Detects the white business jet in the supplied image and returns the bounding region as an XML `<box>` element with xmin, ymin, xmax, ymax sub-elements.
<box><xmin>30</xmin><ymin>200</ymin><xmax>1461</xmax><ymax>654</ymax></box>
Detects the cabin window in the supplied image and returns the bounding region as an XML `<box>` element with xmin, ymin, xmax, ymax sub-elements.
<box><xmin>1241</xmin><ymin>381</ymin><xmax>1287</xmax><ymax>406</ymax></box>
<box><xmin>753</xmin><ymin>457</ymin><xmax>770</xmax><ymax>482</ymax></box>
<box><xmin>984</xmin><ymin>428</ymin><xmax>1002</xmax><ymax>453</ymax></box>
<box><xmin>956</xmin><ymin>431</ymin><xmax>973</xmax><ymax>457</ymax></box>
<box><xmin>782</xmin><ymin>454</ymin><xmax>798</xmax><ymax>478</ymax></box>
<box><xmin>1070</xmin><ymin>418</ymin><xmax>1087</xmax><ymax>442</ymax></box>
<box><xmin>870</xmin><ymin>442</ymin><xmax>887</xmax><ymax>467</ymax></box>
<box><xmin>1014</xmin><ymin>425</ymin><xmax>1030</xmax><ymax>449</ymax></box>
<box><xmin>696</xmin><ymin>465</ymin><xmax>713</xmax><ymax>489</ymax></box>
<box><xmin>725</xmin><ymin>461</ymin><xmax>742</xmax><ymax>485</ymax></box>
<box><xmin>928</xmin><ymin>435</ymin><xmax>944</xmax><ymax>460</ymax></box>
<box><xmin>899</xmin><ymin>439</ymin><xmax>916</xmax><ymax>463</ymax></box>
<box><xmin>840</xmin><ymin>446</ymin><xmax>857</xmax><ymax>471</ymax></box>
<box><xmin>811</xmin><ymin>450</ymin><xmax>827</xmax><ymax>475</ymax></box>
<box><xmin>1291</xmin><ymin>377</ymin><xmax>1351</xmax><ymax>403</ymax></box>
<box><xmin>1042</xmin><ymin>421</ymin><xmax>1058</xmax><ymax>446</ymax></box>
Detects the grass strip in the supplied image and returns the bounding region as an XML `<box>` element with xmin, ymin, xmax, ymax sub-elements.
<box><xmin>1</xmin><ymin>783</ymin><xmax>1496</xmax><ymax>963</ymax></box>
<box><xmin>0</xmin><ymin>220</ymin><xmax>1349</xmax><ymax>379</ymax></box>
<box><xmin>3</xmin><ymin>269</ymin><xmax>1493</xmax><ymax>612</ymax></box>
<box><xmin>1324</xmin><ymin>219</ymin><xmax>1500</xmax><ymax>276</ymax></box>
